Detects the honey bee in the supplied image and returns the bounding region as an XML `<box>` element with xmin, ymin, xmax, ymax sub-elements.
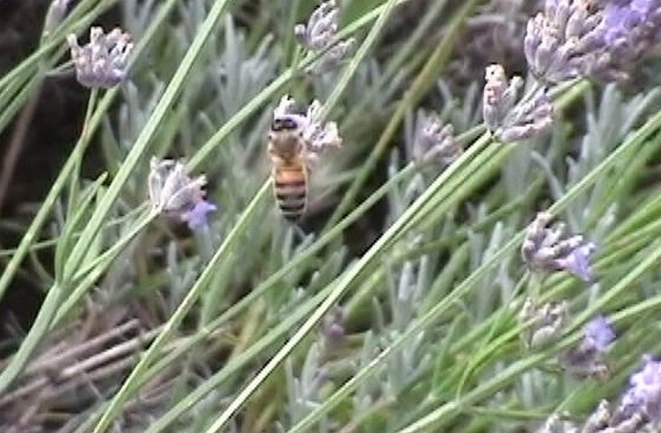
<box><xmin>268</xmin><ymin>116</ymin><xmax>309</xmax><ymax>222</ymax></box>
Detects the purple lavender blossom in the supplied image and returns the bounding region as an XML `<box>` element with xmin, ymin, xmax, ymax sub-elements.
<box><xmin>521</xmin><ymin>212</ymin><xmax>597</xmax><ymax>282</ymax></box>
<box><xmin>482</xmin><ymin>64</ymin><xmax>553</xmax><ymax>142</ymax></box>
<box><xmin>560</xmin><ymin>315</ymin><xmax>615</xmax><ymax>379</ymax></box>
<box><xmin>524</xmin><ymin>0</ymin><xmax>661</xmax><ymax>83</ymax></box>
<box><xmin>408</xmin><ymin>110</ymin><xmax>462</xmax><ymax>167</ymax></box>
<box><xmin>294</xmin><ymin>0</ymin><xmax>355</xmax><ymax>74</ymax></box>
<box><xmin>67</xmin><ymin>27</ymin><xmax>133</xmax><ymax>88</ymax></box>
<box><xmin>620</xmin><ymin>355</ymin><xmax>661</xmax><ymax>424</ymax></box>
<box><xmin>148</xmin><ymin>157</ymin><xmax>216</xmax><ymax>232</ymax></box>
<box><xmin>583</xmin><ymin>315</ymin><xmax>616</xmax><ymax>352</ymax></box>
<box><xmin>181</xmin><ymin>200</ymin><xmax>218</xmax><ymax>232</ymax></box>
<box><xmin>552</xmin><ymin>241</ymin><xmax>597</xmax><ymax>282</ymax></box>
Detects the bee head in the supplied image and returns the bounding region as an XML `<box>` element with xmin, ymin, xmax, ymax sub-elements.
<box><xmin>271</xmin><ymin>116</ymin><xmax>300</xmax><ymax>132</ymax></box>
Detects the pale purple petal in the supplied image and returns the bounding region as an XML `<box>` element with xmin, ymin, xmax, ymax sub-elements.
<box><xmin>553</xmin><ymin>242</ymin><xmax>596</xmax><ymax>282</ymax></box>
<box><xmin>621</xmin><ymin>355</ymin><xmax>661</xmax><ymax>422</ymax></box>
<box><xmin>584</xmin><ymin>315</ymin><xmax>615</xmax><ymax>352</ymax></box>
<box><xmin>181</xmin><ymin>200</ymin><xmax>217</xmax><ymax>231</ymax></box>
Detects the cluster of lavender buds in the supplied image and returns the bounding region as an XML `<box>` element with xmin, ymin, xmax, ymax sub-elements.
<box><xmin>560</xmin><ymin>315</ymin><xmax>616</xmax><ymax>380</ymax></box>
<box><xmin>482</xmin><ymin>64</ymin><xmax>553</xmax><ymax>143</ymax></box>
<box><xmin>408</xmin><ymin>111</ymin><xmax>462</xmax><ymax>167</ymax></box>
<box><xmin>320</xmin><ymin>305</ymin><xmax>346</xmax><ymax>354</ymax></box>
<box><xmin>536</xmin><ymin>401</ymin><xmax>645</xmax><ymax>433</ymax></box>
<box><xmin>295</xmin><ymin>0</ymin><xmax>356</xmax><ymax>74</ymax></box>
<box><xmin>538</xmin><ymin>355</ymin><xmax>661</xmax><ymax>432</ymax></box>
<box><xmin>619</xmin><ymin>355</ymin><xmax>661</xmax><ymax>426</ymax></box>
<box><xmin>525</xmin><ymin>0</ymin><xmax>661</xmax><ymax>84</ymax></box>
<box><xmin>521</xmin><ymin>211</ymin><xmax>597</xmax><ymax>282</ymax></box>
<box><xmin>68</xmin><ymin>27</ymin><xmax>133</xmax><ymax>88</ymax></box>
<box><xmin>519</xmin><ymin>298</ymin><xmax>569</xmax><ymax>348</ymax></box>
<box><xmin>273</xmin><ymin>95</ymin><xmax>343</xmax><ymax>159</ymax></box>
<box><xmin>520</xmin><ymin>299</ymin><xmax>616</xmax><ymax>378</ymax></box>
<box><xmin>147</xmin><ymin>157</ymin><xmax>217</xmax><ymax>232</ymax></box>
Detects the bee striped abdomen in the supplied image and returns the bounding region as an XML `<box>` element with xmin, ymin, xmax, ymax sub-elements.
<box><xmin>273</xmin><ymin>164</ymin><xmax>308</xmax><ymax>221</ymax></box>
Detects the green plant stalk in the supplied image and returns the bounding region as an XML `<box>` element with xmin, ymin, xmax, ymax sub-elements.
<box><xmin>67</xmin><ymin>88</ymin><xmax>99</xmax><ymax>215</ymax></box>
<box><xmin>0</xmin><ymin>0</ymin><xmax>102</xmax><ymax>91</ymax></box>
<box><xmin>188</xmin><ymin>0</ymin><xmax>413</xmax><ymax>171</ymax></box>
<box><xmin>0</xmin><ymin>86</ymin><xmax>100</xmax><ymax>394</ymax></box>
<box><xmin>396</xmin><ymin>236</ymin><xmax>661</xmax><ymax>433</ymax></box>
<box><xmin>52</xmin><ymin>209</ymin><xmax>158</xmax><ymax>326</ymax></box>
<box><xmin>344</xmin><ymin>137</ymin><xmax>506</xmax><ymax>317</ymax></box>
<box><xmin>0</xmin><ymin>204</ymin><xmax>147</xmax><ymax>258</ymax></box>
<box><xmin>71</xmin><ymin>326</ymin><xmax>231</xmax><ymax>433</ymax></box>
<box><xmin>282</xmin><ymin>94</ymin><xmax>661</xmax><ymax>433</ymax></box>
<box><xmin>389</xmin><ymin>109</ymin><xmax>661</xmax><ymax>431</ymax></box>
<box><xmin>195</xmin><ymin>1</ymin><xmax>407</xmax><ymax>429</ymax></box>
<box><xmin>143</xmin><ymin>281</ymin><xmax>338</xmax><ymax>433</ymax></box>
<box><xmin>0</xmin><ymin>0</ymin><xmax>180</xmax><ymax>395</ymax></box>
<box><xmin>342</xmin><ymin>0</ymin><xmax>448</xmax><ymax>129</ymax></box>
<box><xmin>284</xmin><ymin>148</ymin><xmax>513</xmax><ymax>433</ymax></box>
<box><xmin>134</xmin><ymin>159</ymin><xmax>421</xmax><ymax>412</ymax></box>
<box><xmin>54</xmin><ymin>172</ymin><xmax>108</xmax><ymax>280</ymax></box>
<box><xmin>609</xmin><ymin>189</ymin><xmax>661</xmax><ymax>240</ymax></box>
<box><xmin>0</xmin><ymin>75</ymin><xmax>38</xmax><ymax>134</ymax></box>
<box><xmin>324</xmin><ymin>0</ymin><xmax>482</xmax><ymax>231</ymax></box>
<box><xmin>436</xmin><ymin>211</ymin><xmax>661</xmax><ymax>400</ymax></box>
<box><xmin>91</xmin><ymin>181</ymin><xmax>270</xmax><ymax>433</ymax></box>
<box><xmin>319</xmin><ymin>0</ymin><xmax>399</xmax><ymax>119</ymax></box>
<box><xmin>62</xmin><ymin>0</ymin><xmax>233</xmax><ymax>284</ymax></box>
<box><xmin>282</xmin><ymin>0</ymin><xmax>303</xmax><ymax>67</ymax></box>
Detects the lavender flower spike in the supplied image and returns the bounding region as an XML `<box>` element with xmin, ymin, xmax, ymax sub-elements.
<box><xmin>620</xmin><ymin>355</ymin><xmax>661</xmax><ymax>426</ymax></box>
<box><xmin>519</xmin><ymin>298</ymin><xmax>568</xmax><ymax>348</ymax></box>
<box><xmin>273</xmin><ymin>95</ymin><xmax>342</xmax><ymax>161</ymax></box>
<box><xmin>560</xmin><ymin>315</ymin><xmax>615</xmax><ymax>379</ymax></box>
<box><xmin>521</xmin><ymin>212</ymin><xmax>597</xmax><ymax>282</ymax></box>
<box><xmin>148</xmin><ymin>157</ymin><xmax>216</xmax><ymax>231</ymax></box>
<box><xmin>525</xmin><ymin>0</ymin><xmax>661</xmax><ymax>83</ymax></box>
<box><xmin>482</xmin><ymin>64</ymin><xmax>553</xmax><ymax>143</ymax></box>
<box><xmin>583</xmin><ymin>315</ymin><xmax>616</xmax><ymax>352</ymax></box>
<box><xmin>408</xmin><ymin>110</ymin><xmax>462</xmax><ymax>167</ymax></box>
<box><xmin>295</xmin><ymin>0</ymin><xmax>356</xmax><ymax>74</ymax></box>
<box><xmin>67</xmin><ymin>27</ymin><xmax>133</xmax><ymax>88</ymax></box>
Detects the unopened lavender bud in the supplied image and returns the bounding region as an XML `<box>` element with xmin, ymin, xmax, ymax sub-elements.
<box><xmin>519</xmin><ymin>298</ymin><xmax>568</xmax><ymax>348</ymax></box>
<box><xmin>308</xmin><ymin>38</ymin><xmax>356</xmax><ymax>75</ymax></box>
<box><xmin>295</xmin><ymin>0</ymin><xmax>355</xmax><ymax>74</ymax></box>
<box><xmin>482</xmin><ymin>64</ymin><xmax>552</xmax><ymax>143</ymax></box>
<box><xmin>409</xmin><ymin>111</ymin><xmax>462</xmax><ymax>167</ymax></box>
<box><xmin>43</xmin><ymin>0</ymin><xmax>71</xmax><ymax>37</ymax></box>
<box><xmin>295</xmin><ymin>0</ymin><xmax>338</xmax><ymax>51</ymax></box>
<box><xmin>525</xmin><ymin>0</ymin><xmax>661</xmax><ymax>84</ymax></box>
<box><xmin>68</xmin><ymin>27</ymin><xmax>133</xmax><ymax>88</ymax></box>
<box><xmin>321</xmin><ymin>305</ymin><xmax>346</xmax><ymax>347</ymax></box>
<box><xmin>497</xmin><ymin>90</ymin><xmax>553</xmax><ymax>142</ymax></box>
<box><xmin>522</xmin><ymin>212</ymin><xmax>596</xmax><ymax>282</ymax></box>
<box><xmin>582</xmin><ymin>400</ymin><xmax>611</xmax><ymax>433</ymax></box>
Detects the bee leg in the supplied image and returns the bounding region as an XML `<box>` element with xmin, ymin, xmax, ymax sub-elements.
<box><xmin>289</xmin><ymin>221</ymin><xmax>307</xmax><ymax>241</ymax></box>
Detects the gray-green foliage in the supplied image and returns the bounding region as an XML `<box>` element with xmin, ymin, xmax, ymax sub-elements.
<box><xmin>1</xmin><ymin>0</ymin><xmax>661</xmax><ymax>432</ymax></box>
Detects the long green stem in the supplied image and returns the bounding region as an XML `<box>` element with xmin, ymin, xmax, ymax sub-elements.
<box><xmin>0</xmin><ymin>0</ymin><xmax>180</xmax><ymax>395</ymax></box>
<box><xmin>0</xmin><ymin>87</ymin><xmax>99</xmax><ymax>394</ymax></box>
<box><xmin>91</xmin><ymin>181</ymin><xmax>269</xmax><ymax>433</ymax></box>
<box><xmin>324</xmin><ymin>0</ymin><xmax>482</xmax><ymax>231</ymax></box>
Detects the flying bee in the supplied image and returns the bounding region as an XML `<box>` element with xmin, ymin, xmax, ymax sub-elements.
<box><xmin>268</xmin><ymin>116</ymin><xmax>309</xmax><ymax>222</ymax></box>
